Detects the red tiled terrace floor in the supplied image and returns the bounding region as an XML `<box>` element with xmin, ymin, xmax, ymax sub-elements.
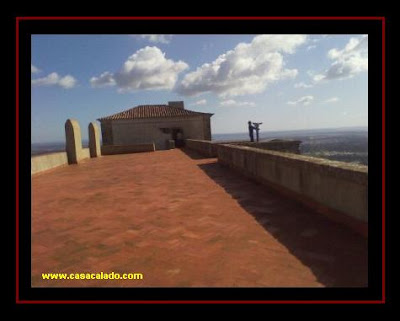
<box><xmin>32</xmin><ymin>149</ymin><xmax>367</xmax><ymax>287</ymax></box>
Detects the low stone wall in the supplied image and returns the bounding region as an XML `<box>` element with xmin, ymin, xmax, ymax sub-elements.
<box><xmin>185</xmin><ymin>139</ymin><xmax>218</xmax><ymax>157</ymax></box>
<box><xmin>32</xmin><ymin>143</ymin><xmax>153</xmax><ymax>175</ymax></box>
<box><xmin>81</xmin><ymin>148</ymin><xmax>90</xmax><ymax>159</ymax></box>
<box><xmin>31</xmin><ymin>152</ymin><xmax>68</xmax><ymax>175</ymax></box>
<box><xmin>31</xmin><ymin>148</ymin><xmax>91</xmax><ymax>175</ymax></box>
<box><xmin>185</xmin><ymin>139</ymin><xmax>302</xmax><ymax>158</ymax></box>
<box><xmin>101</xmin><ymin>143</ymin><xmax>155</xmax><ymax>155</ymax></box>
<box><xmin>217</xmin><ymin>144</ymin><xmax>368</xmax><ymax>235</ymax></box>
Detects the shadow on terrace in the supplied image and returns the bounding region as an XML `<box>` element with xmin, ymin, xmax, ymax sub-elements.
<box><xmin>181</xmin><ymin>148</ymin><xmax>368</xmax><ymax>287</ymax></box>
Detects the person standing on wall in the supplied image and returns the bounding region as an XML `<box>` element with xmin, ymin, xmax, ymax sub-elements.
<box><xmin>248</xmin><ymin>121</ymin><xmax>255</xmax><ymax>142</ymax></box>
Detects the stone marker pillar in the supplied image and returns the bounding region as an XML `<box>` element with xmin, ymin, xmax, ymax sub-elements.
<box><xmin>65</xmin><ymin>119</ymin><xmax>83</xmax><ymax>164</ymax></box>
<box><xmin>88</xmin><ymin>122</ymin><xmax>101</xmax><ymax>158</ymax></box>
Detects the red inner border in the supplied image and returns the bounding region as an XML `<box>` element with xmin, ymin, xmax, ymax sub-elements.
<box><xmin>17</xmin><ymin>16</ymin><xmax>385</xmax><ymax>20</ymax></box>
<box><xmin>18</xmin><ymin>16</ymin><xmax>385</xmax><ymax>305</ymax></box>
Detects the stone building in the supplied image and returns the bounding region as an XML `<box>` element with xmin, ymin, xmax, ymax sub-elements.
<box><xmin>97</xmin><ymin>101</ymin><xmax>213</xmax><ymax>150</ymax></box>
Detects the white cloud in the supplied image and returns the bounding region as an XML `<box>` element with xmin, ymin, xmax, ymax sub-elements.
<box><xmin>294</xmin><ymin>82</ymin><xmax>313</xmax><ymax>89</ymax></box>
<box><xmin>288</xmin><ymin>95</ymin><xmax>314</xmax><ymax>106</ymax></box>
<box><xmin>220</xmin><ymin>99</ymin><xmax>255</xmax><ymax>107</ymax></box>
<box><xmin>90</xmin><ymin>46</ymin><xmax>188</xmax><ymax>92</ymax></box>
<box><xmin>306</xmin><ymin>45</ymin><xmax>316</xmax><ymax>51</ymax></box>
<box><xmin>323</xmin><ymin>97</ymin><xmax>339</xmax><ymax>103</ymax></box>
<box><xmin>31</xmin><ymin>64</ymin><xmax>40</xmax><ymax>73</ymax></box>
<box><xmin>192</xmin><ymin>99</ymin><xmax>207</xmax><ymax>105</ymax></box>
<box><xmin>313</xmin><ymin>74</ymin><xmax>325</xmax><ymax>82</ymax></box>
<box><xmin>90</xmin><ymin>72</ymin><xmax>116</xmax><ymax>88</ymax></box>
<box><xmin>314</xmin><ymin>35</ymin><xmax>368</xmax><ymax>81</ymax></box>
<box><xmin>31</xmin><ymin>72</ymin><xmax>77</xmax><ymax>89</ymax></box>
<box><xmin>32</xmin><ymin>72</ymin><xmax>59</xmax><ymax>86</ymax></box>
<box><xmin>176</xmin><ymin>34</ymin><xmax>307</xmax><ymax>97</ymax></box>
<box><xmin>58</xmin><ymin>75</ymin><xmax>77</xmax><ymax>89</ymax></box>
<box><xmin>135</xmin><ymin>35</ymin><xmax>173</xmax><ymax>44</ymax></box>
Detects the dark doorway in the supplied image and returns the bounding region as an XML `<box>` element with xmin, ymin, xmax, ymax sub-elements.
<box><xmin>172</xmin><ymin>128</ymin><xmax>184</xmax><ymax>147</ymax></box>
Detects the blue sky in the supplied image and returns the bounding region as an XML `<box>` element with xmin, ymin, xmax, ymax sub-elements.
<box><xmin>31</xmin><ymin>34</ymin><xmax>368</xmax><ymax>143</ymax></box>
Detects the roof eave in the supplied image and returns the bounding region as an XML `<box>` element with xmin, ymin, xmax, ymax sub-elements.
<box><xmin>97</xmin><ymin>113</ymin><xmax>214</xmax><ymax>121</ymax></box>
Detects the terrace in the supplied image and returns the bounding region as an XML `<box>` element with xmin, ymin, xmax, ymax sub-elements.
<box><xmin>32</xmin><ymin>148</ymin><xmax>367</xmax><ymax>287</ymax></box>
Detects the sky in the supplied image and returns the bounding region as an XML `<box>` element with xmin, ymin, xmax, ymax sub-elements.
<box><xmin>31</xmin><ymin>34</ymin><xmax>368</xmax><ymax>143</ymax></box>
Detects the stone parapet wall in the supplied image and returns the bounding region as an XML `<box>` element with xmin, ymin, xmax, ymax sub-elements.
<box><xmin>185</xmin><ymin>139</ymin><xmax>301</xmax><ymax>158</ymax></box>
<box><xmin>81</xmin><ymin>148</ymin><xmax>90</xmax><ymax>159</ymax></box>
<box><xmin>217</xmin><ymin>144</ymin><xmax>368</xmax><ymax>235</ymax></box>
<box><xmin>31</xmin><ymin>152</ymin><xmax>68</xmax><ymax>175</ymax></box>
<box><xmin>185</xmin><ymin>139</ymin><xmax>218</xmax><ymax>157</ymax></box>
<box><xmin>31</xmin><ymin>148</ymin><xmax>91</xmax><ymax>175</ymax></box>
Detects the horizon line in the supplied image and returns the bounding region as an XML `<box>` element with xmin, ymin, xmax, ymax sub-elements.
<box><xmin>213</xmin><ymin>125</ymin><xmax>368</xmax><ymax>136</ymax></box>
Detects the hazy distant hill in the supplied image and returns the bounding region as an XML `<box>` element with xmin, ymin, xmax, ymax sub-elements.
<box><xmin>31</xmin><ymin>140</ymin><xmax>89</xmax><ymax>156</ymax></box>
<box><xmin>297</xmin><ymin>133</ymin><xmax>367</xmax><ymax>165</ymax></box>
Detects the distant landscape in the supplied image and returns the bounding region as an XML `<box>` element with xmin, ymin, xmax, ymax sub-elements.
<box><xmin>31</xmin><ymin>141</ymin><xmax>88</xmax><ymax>156</ymax></box>
<box><xmin>32</xmin><ymin>127</ymin><xmax>368</xmax><ymax>166</ymax></box>
<box><xmin>213</xmin><ymin>127</ymin><xmax>368</xmax><ymax>166</ymax></box>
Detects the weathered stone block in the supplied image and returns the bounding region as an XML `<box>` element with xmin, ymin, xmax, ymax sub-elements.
<box><xmin>65</xmin><ymin>119</ymin><xmax>83</xmax><ymax>164</ymax></box>
<box><xmin>89</xmin><ymin>122</ymin><xmax>101</xmax><ymax>158</ymax></box>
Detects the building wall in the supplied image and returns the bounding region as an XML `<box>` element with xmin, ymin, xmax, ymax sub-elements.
<box><xmin>101</xmin><ymin>143</ymin><xmax>155</xmax><ymax>155</ymax></box>
<box><xmin>202</xmin><ymin>115</ymin><xmax>212</xmax><ymax>140</ymax></box>
<box><xmin>100</xmin><ymin>121</ymin><xmax>113</xmax><ymax>145</ymax></box>
<box><xmin>109</xmin><ymin>116</ymin><xmax>209</xmax><ymax>150</ymax></box>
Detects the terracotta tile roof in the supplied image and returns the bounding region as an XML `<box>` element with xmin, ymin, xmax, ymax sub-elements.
<box><xmin>98</xmin><ymin>104</ymin><xmax>213</xmax><ymax>121</ymax></box>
